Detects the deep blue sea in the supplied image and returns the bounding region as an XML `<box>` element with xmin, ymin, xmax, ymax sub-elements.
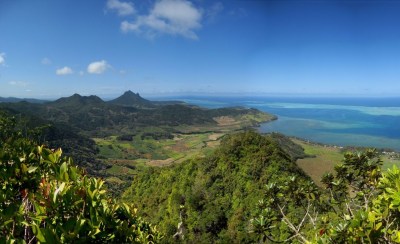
<box><xmin>158</xmin><ymin>96</ymin><xmax>400</xmax><ymax>151</ymax></box>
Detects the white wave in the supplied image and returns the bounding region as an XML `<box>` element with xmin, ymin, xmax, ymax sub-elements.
<box><xmin>248</xmin><ymin>102</ymin><xmax>400</xmax><ymax>116</ymax></box>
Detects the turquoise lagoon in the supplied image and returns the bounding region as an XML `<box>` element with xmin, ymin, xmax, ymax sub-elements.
<box><xmin>163</xmin><ymin>96</ymin><xmax>400</xmax><ymax>151</ymax></box>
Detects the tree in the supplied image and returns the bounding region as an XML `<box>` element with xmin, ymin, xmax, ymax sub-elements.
<box><xmin>0</xmin><ymin>111</ymin><xmax>163</xmax><ymax>243</ymax></box>
<box><xmin>250</xmin><ymin>148</ymin><xmax>400</xmax><ymax>243</ymax></box>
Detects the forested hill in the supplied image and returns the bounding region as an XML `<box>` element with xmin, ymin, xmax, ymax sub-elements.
<box><xmin>0</xmin><ymin>91</ymin><xmax>275</xmax><ymax>137</ymax></box>
<box><xmin>0</xmin><ymin>108</ymin><xmax>105</xmax><ymax>175</ymax></box>
<box><xmin>122</xmin><ymin>131</ymin><xmax>400</xmax><ymax>243</ymax></box>
<box><xmin>122</xmin><ymin>131</ymin><xmax>310</xmax><ymax>243</ymax></box>
<box><xmin>0</xmin><ymin>92</ymin><xmax>275</xmax><ymax>177</ymax></box>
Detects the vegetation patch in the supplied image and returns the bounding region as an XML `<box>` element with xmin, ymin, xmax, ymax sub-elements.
<box><xmin>293</xmin><ymin>138</ymin><xmax>400</xmax><ymax>186</ymax></box>
<box><xmin>122</xmin><ymin>131</ymin><xmax>307</xmax><ymax>242</ymax></box>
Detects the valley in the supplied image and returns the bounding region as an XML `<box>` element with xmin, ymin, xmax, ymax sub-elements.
<box><xmin>0</xmin><ymin>91</ymin><xmax>276</xmax><ymax>193</ymax></box>
<box><xmin>2</xmin><ymin>92</ymin><xmax>400</xmax><ymax>242</ymax></box>
<box><xmin>2</xmin><ymin>91</ymin><xmax>399</xmax><ymax>192</ymax></box>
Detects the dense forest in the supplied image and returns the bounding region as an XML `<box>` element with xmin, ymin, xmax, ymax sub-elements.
<box><xmin>122</xmin><ymin>131</ymin><xmax>311</xmax><ymax>242</ymax></box>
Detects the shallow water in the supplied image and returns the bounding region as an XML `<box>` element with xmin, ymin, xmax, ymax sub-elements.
<box><xmin>171</xmin><ymin>96</ymin><xmax>400</xmax><ymax>151</ymax></box>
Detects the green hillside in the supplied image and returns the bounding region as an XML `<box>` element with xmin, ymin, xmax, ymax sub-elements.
<box><xmin>0</xmin><ymin>108</ymin><xmax>106</xmax><ymax>175</ymax></box>
<box><xmin>122</xmin><ymin>131</ymin><xmax>312</xmax><ymax>242</ymax></box>
<box><xmin>0</xmin><ymin>92</ymin><xmax>275</xmax><ymax>194</ymax></box>
<box><xmin>121</xmin><ymin>131</ymin><xmax>400</xmax><ymax>243</ymax></box>
<box><xmin>0</xmin><ymin>92</ymin><xmax>275</xmax><ymax>137</ymax></box>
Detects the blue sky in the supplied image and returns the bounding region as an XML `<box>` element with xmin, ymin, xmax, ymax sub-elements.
<box><xmin>1</xmin><ymin>0</ymin><xmax>400</xmax><ymax>98</ymax></box>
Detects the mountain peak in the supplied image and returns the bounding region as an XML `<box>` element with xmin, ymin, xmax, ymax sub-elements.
<box><xmin>108</xmin><ymin>91</ymin><xmax>154</xmax><ymax>108</ymax></box>
<box><xmin>124</xmin><ymin>90</ymin><xmax>136</xmax><ymax>95</ymax></box>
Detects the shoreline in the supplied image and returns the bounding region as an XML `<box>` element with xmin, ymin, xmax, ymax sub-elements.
<box><xmin>285</xmin><ymin>134</ymin><xmax>400</xmax><ymax>159</ymax></box>
<box><xmin>257</xmin><ymin>115</ymin><xmax>400</xmax><ymax>154</ymax></box>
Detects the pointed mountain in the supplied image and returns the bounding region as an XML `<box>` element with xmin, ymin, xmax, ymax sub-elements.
<box><xmin>108</xmin><ymin>90</ymin><xmax>155</xmax><ymax>108</ymax></box>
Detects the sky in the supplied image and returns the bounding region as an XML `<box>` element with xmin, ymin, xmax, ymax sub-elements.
<box><xmin>1</xmin><ymin>0</ymin><xmax>400</xmax><ymax>99</ymax></box>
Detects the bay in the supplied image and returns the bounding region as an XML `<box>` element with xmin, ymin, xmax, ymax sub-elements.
<box><xmin>161</xmin><ymin>96</ymin><xmax>400</xmax><ymax>151</ymax></box>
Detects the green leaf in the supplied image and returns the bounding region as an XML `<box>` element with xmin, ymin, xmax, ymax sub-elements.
<box><xmin>28</xmin><ymin>166</ymin><xmax>38</xmax><ymax>173</ymax></box>
<box><xmin>60</xmin><ymin>162</ymin><xmax>68</xmax><ymax>181</ymax></box>
<box><xmin>1</xmin><ymin>219</ymin><xmax>14</xmax><ymax>227</ymax></box>
<box><xmin>368</xmin><ymin>212</ymin><xmax>375</xmax><ymax>223</ymax></box>
<box><xmin>70</xmin><ymin>167</ymin><xmax>78</xmax><ymax>181</ymax></box>
<box><xmin>42</xmin><ymin>228</ymin><xmax>57</xmax><ymax>243</ymax></box>
<box><xmin>74</xmin><ymin>219</ymin><xmax>86</xmax><ymax>235</ymax></box>
<box><xmin>21</xmin><ymin>163</ymin><xmax>28</xmax><ymax>174</ymax></box>
<box><xmin>32</xmin><ymin>224</ymin><xmax>46</xmax><ymax>242</ymax></box>
<box><xmin>53</xmin><ymin>182</ymin><xmax>66</xmax><ymax>203</ymax></box>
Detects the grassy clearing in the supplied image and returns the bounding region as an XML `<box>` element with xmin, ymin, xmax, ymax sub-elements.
<box><xmin>381</xmin><ymin>155</ymin><xmax>400</xmax><ymax>170</ymax></box>
<box><xmin>293</xmin><ymin>139</ymin><xmax>342</xmax><ymax>186</ymax></box>
<box><xmin>293</xmin><ymin>139</ymin><xmax>400</xmax><ymax>186</ymax></box>
<box><xmin>105</xmin><ymin>176</ymin><xmax>125</xmax><ymax>184</ymax></box>
<box><xmin>107</xmin><ymin>165</ymin><xmax>136</xmax><ymax>175</ymax></box>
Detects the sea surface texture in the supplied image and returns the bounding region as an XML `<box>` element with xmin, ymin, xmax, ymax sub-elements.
<box><xmin>174</xmin><ymin>96</ymin><xmax>400</xmax><ymax>151</ymax></box>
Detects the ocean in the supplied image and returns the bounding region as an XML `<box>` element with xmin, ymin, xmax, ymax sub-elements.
<box><xmin>161</xmin><ymin>96</ymin><xmax>400</xmax><ymax>151</ymax></box>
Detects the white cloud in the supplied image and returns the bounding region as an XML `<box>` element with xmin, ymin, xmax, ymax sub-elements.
<box><xmin>107</xmin><ymin>0</ymin><xmax>135</xmax><ymax>16</ymax></box>
<box><xmin>56</xmin><ymin>66</ymin><xmax>73</xmax><ymax>75</ymax></box>
<box><xmin>9</xmin><ymin>81</ymin><xmax>28</xmax><ymax>87</ymax></box>
<box><xmin>87</xmin><ymin>60</ymin><xmax>109</xmax><ymax>74</ymax></box>
<box><xmin>41</xmin><ymin>57</ymin><xmax>52</xmax><ymax>65</ymax></box>
<box><xmin>0</xmin><ymin>53</ymin><xmax>6</xmax><ymax>66</ymax></box>
<box><xmin>121</xmin><ymin>0</ymin><xmax>202</xmax><ymax>39</ymax></box>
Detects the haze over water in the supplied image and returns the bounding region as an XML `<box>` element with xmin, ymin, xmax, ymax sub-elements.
<box><xmin>170</xmin><ymin>96</ymin><xmax>400</xmax><ymax>151</ymax></box>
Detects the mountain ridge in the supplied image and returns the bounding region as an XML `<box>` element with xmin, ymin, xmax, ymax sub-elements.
<box><xmin>50</xmin><ymin>93</ymin><xmax>105</xmax><ymax>107</ymax></box>
<box><xmin>0</xmin><ymin>91</ymin><xmax>276</xmax><ymax>137</ymax></box>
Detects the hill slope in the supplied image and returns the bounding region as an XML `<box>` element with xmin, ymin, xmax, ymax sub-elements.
<box><xmin>50</xmin><ymin>93</ymin><xmax>105</xmax><ymax>108</ymax></box>
<box><xmin>122</xmin><ymin>131</ymin><xmax>310</xmax><ymax>242</ymax></box>
<box><xmin>0</xmin><ymin>108</ymin><xmax>106</xmax><ymax>175</ymax></box>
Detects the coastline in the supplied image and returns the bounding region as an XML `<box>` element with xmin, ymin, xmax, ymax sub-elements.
<box><xmin>176</xmin><ymin>96</ymin><xmax>400</xmax><ymax>153</ymax></box>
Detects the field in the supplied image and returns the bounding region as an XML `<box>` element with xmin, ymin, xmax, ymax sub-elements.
<box><xmin>90</xmin><ymin>112</ymin><xmax>274</xmax><ymax>186</ymax></box>
<box><xmin>95</xmin><ymin>131</ymin><xmax>400</xmax><ymax>189</ymax></box>
<box><xmin>293</xmin><ymin>139</ymin><xmax>400</xmax><ymax>186</ymax></box>
<box><xmin>94</xmin><ymin>131</ymin><xmax>224</xmax><ymax>183</ymax></box>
